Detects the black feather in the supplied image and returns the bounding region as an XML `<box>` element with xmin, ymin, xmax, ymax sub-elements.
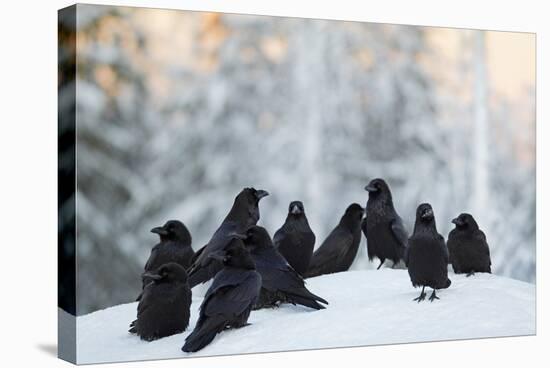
<box><xmin>187</xmin><ymin>188</ymin><xmax>268</xmax><ymax>288</ymax></box>
<box><xmin>129</xmin><ymin>263</ymin><xmax>192</xmax><ymax>341</ymax></box>
<box><xmin>182</xmin><ymin>241</ymin><xmax>261</xmax><ymax>353</ymax></box>
<box><xmin>273</xmin><ymin>201</ymin><xmax>316</xmax><ymax>276</ymax></box>
<box><xmin>245</xmin><ymin>226</ymin><xmax>328</xmax><ymax>310</ymax></box>
<box><xmin>363</xmin><ymin>179</ymin><xmax>408</xmax><ymax>269</ymax></box>
<box><xmin>448</xmin><ymin>213</ymin><xmax>491</xmax><ymax>275</ymax></box>
<box><xmin>406</xmin><ymin>204</ymin><xmax>451</xmax><ymax>301</ymax></box>
<box><xmin>141</xmin><ymin>220</ymin><xmax>194</xmax><ymax>290</ymax></box>
<box><xmin>305</xmin><ymin>203</ymin><xmax>364</xmax><ymax>278</ymax></box>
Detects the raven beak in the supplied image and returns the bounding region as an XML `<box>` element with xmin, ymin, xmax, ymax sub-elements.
<box><xmin>142</xmin><ymin>272</ymin><xmax>162</xmax><ymax>281</ymax></box>
<box><xmin>151</xmin><ymin>226</ymin><xmax>168</xmax><ymax>236</ymax></box>
<box><xmin>365</xmin><ymin>185</ymin><xmax>377</xmax><ymax>192</ymax></box>
<box><xmin>452</xmin><ymin>217</ymin><xmax>462</xmax><ymax>226</ymax></box>
<box><xmin>208</xmin><ymin>250</ymin><xmax>227</xmax><ymax>262</ymax></box>
<box><xmin>421</xmin><ymin>209</ymin><xmax>434</xmax><ymax>219</ymax></box>
<box><xmin>291</xmin><ymin>204</ymin><xmax>301</xmax><ymax>215</ymax></box>
<box><xmin>255</xmin><ymin>189</ymin><xmax>269</xmax><ymax>200</ymax></box>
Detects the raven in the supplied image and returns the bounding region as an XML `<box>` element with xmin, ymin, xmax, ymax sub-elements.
<box><xmin>273</xmin><ymin>201</ymin><xmax>316</xmax><ymax>276</ymax></box>
<box><xmin>141</xmin><ymin>220</ymin><xmax>194</xmax><ymax>289</ymax></box>
<box><xmin>305</xmin><ymin>203</ymin><xmax>364</xmax><ymax>278</ymax></box>
<box><xmin>182</xmin><ymin>240</ymin><xmax>261</xmax><ymax>353</ymax></box>
<box><xmin>187</xmin><ymin>187</ymin><xmax>268</xmax><ymax>288</ymax></box>
<box><xmin>405</xmin><ymin>203</ymin><xmax>451</xmax><ymax>302</ymax></box>
<box><xmin>129</xmin><ymin>263</ymin><xmax>192</xmax><ymax>341</ymax></box>
<box><xmin>245</xmin><ymin>226</ymin><xmax>328</xmax><ymax>310</ymax></box>
<box><xmin>362</xmin><ymin>178</ymin><xmax>408</xmax><ymax>270</ymax></box>
<box><xmin>448</xmin><ymin>213</ymin><xmax>491</xmax><ymax>276</ymax></box>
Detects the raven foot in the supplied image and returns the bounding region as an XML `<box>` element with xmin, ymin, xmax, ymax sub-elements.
<box><xmin>429</xmin><ymin>290</ymin><xmax>440</xmax><ymax>302</ymax></box>
<box><xmin>413</xmin><ymin>286</ymin><xmax>426</xmax><ymax>303</ymax></box>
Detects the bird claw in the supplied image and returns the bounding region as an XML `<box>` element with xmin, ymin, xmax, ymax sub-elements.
<box><xmin>413</xmin><ymin>292</ymin><xmax>426</xmax><ymax>303</ymax></box>
<box><xmin>428</xmin><ymin>290</ymin><xmax>440</xmax><ymax>302</ymax></box>
<box><xmin>466</xmin><ymin>271</ymin><xmax>475</xmax><ymax>277</ymax></box>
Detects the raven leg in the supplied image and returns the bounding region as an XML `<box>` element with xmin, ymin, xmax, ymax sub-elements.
<box><xmin>377</xmin><ymin>259</ymin><xmax>386</xmax><ymax>270</ymax></box>
<box><xmin>466</xmin><ymin>271</ymin><xmax>475</xmax><ymax>277</ymax></box>
<box><xmin>413</xmin><ymin>286</ymin><xmax>426</xmax><ymax>302</ymax></box>
<box><xmin>429</xmin><ymin>289</ymin><xmax>440</xmax><ymax>302</ymax></box>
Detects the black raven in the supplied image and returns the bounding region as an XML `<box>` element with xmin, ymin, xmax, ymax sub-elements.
<box><xmin>362</xmin><ymin>178</ymin><xmax>408</xmax><ymax>270</ymax></box>
<box><xmin>273</xmin><ymin>201</ymin><xmax>316</xmax><ymax>276</ymax></box>
<box><xmin>245</xmin><ymin>226</ymin><xmax>328</xmax><ymax>310</ymax></box>
<box><xmin>129</xmin><ymin>263</ymin><xmax>192</xmax><ymax>341</ymax></box>
<box><xmin>141</xmin><ymin>220</ymin><xmax>194</xmax><ymax>289</ymax></box>
<box><xmin>448</xmin><ymin>213</ymin><xmax>491</xmax><ymax>276</ymax></box>
<box><xmin>405</xmin><ymin>203</ymin><xmax>451</xmax><ymax>302</ymax></box>
<box><xmin>187</xmin><ymin>187</ymin><xmax>269</xmax><ymax>288</ymax></box>
<box><xmin>182</xmin><ymin>240</ymin><xmax>261</xmax><ymax>353</ymax></box>
<box><xmin>305</xmin><ymin>203</ymin><xmax>364</xmax><ymax>278</ymax></box>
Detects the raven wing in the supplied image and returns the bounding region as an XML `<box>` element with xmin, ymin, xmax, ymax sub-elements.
<box><xmin>307</xmin><ymin>227</ymin><xmax>353</xmax><ymax>276</ymax></box>
<box><xmin>203</xmin><ymin>270</ymin><xmax>261</xmax><ymax>317</ymax></box>
<box><xmin>390</xmin><ymin>216</ymin><xmax>408</xmax><ymax>259</ymax></box>
<box><xmin>143</xmin><ymin>244</ymin><xmax>161</xmax><ymax>272</ymax></box>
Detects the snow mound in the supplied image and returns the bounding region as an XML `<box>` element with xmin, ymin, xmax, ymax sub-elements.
<box><xmin>76</xmin><ymin>270</ymin><xmax>535</xmax><ymax>364</ymax></box>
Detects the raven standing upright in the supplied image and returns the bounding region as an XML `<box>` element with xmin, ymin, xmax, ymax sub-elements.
<box><xmin>141</xmin><ymin>220</ymin><xmax>194</xmax><ymax>289</ymax></box>
<box><xmin>362</xmin><ymin>178</ymin><xmax>408</xmax><ymax>270</ymax></box>
<box><xmin>448</xmin><ymin>213</ymin><xmax>491</xmax><ymax>276</ymax></box>
<box><xmin>273</xmin><ymin>201</ymin><xmax>316</xmax><ymax>276</ymax></box>
<box><xmin>182</xmin><ymin>240</ymin><xmax>261</xmax><ymax>353</ymax></box>
<box><xmin>405</xmin><ymin>203</ymin><xmax>451</xmax><ymax>302</ymax></box>
<box><xmin>305</xmin><ymin>203</ymin><xmax>364</xmax><ymax>278</ymax></box>
<box><xmin>187</xmin><ymin>187</ymin><xmax>269</xmax><ymax>288</ymax></box>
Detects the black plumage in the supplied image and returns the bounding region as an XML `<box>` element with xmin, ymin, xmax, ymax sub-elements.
<box><xmin>187</xmin><ymin>187</ymin><xmax>269</xmax><ymax>288</ymax></box>
<box><xmin>305</xmin><ymin>203</ymin><xmax>364</xmax><ymax>278</ymax></box>
<box><xmin>129</xmin><ymin>263</ymin><xmax>192</xmax><ymax>341</ymax></box>
<box><xmin>273</xmin><ymin>201</ymin><xmax>316</xmax><ymax>276</ymax></box>
<box><xmin>362</xmin><ymin>178</ymin><xmax>408</xmax><ymax>269</ymax></box>
<box><xmin>448</xmin><ymin>213</ymin><xmax>491</xmax><ymax>276</ymax></box>
<box><xmin>182</xmin><ymin>240</ymin><xmax>261</xmax><ymax>353</ymax></box>
<box><xmin>245</xmin><ymin>226</ymin><xmax>328</xmax><ymax>310</ymax></box>
<box><xmin>405</xmin><ymin>203</ymin><xmax>451</xmax><ymax>302</ymax></box>
<box><xmin>141</xmin><ymin>220</ymin><xmax>194</xmax><ymax>289</ymax></box>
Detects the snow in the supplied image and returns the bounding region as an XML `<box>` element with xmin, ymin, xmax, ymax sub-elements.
<box><xmin>76</xmin><ymin>269</ymin><xmax>535</xmax><ymax>364</ymax></box>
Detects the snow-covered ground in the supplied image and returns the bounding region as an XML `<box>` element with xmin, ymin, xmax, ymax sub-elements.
<box><xmin>76</xmin><ymin>270</ymin><xmax>535</xmax><ymax>364</ymax></box>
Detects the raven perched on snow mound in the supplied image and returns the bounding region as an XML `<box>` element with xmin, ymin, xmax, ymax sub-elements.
<box><xmin>129</xmin><ymin>263</ymin><xmax>192</xmax><ymax>341</ymax></box>
<box><xmin>245</xmin><ymin>226</ymin><xmax>328</xmax><ymax>310</ymax></box>
<box><xmin>405</xmin><ymin>203</ymin><xmax>451</xmax><ymax>302</ymax></box>
<box><xmin>187</xmin><ymin>187</ymin><xmax>268</xmax><ymax>288</ymax></box>
<box><xmin>273</xmin><ymin>201</ymin><xmax>316</xmax><ymax>276</ymax></box>
<box><xmin>362</xmin><ymin>178</ymin><xmax>408</xmax><ymax>269</ymax></box>
<box><xmin>305</xmin><ymin>203</ymin><xmax>364</xmax><ymax>278</ymax></box>
<box><xmin>182</xmin><ymin>240</ymin><xmax>261</xmax><ymax>353</ymax></box>
<box><xmin>141</xmin><ymin>220</ymin><xmax>194</xmax><ymax>289</ymax></box>
<box><xmin>447</xmin><ymin>213</ymin><xmax>491</xmax><ymax>276</ymax></box>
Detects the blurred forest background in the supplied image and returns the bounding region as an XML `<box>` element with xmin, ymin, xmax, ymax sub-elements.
<box><xmin>64</xmin><ymin>5</ymin><xmax>535</xmax><ymax>315</ymax></box>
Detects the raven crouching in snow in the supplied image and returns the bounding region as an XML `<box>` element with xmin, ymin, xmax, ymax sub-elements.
<box><xmin>448</xmin><ymin>213</ymin><xmax>491</xmax><ymax>276</ymax></box>
<box><xmin>129</xmin><ymin>263</ymin><xmax>192</xmax><ymax>341</ymax></box>
<box><xmin>182</xmin><ymin>240</ymin><xmax>261</xmax><ymax>353</ymax></box>
<box><xmin>245</xmin><ymin>226</ymin><xmax>328</xmax><ymax>310</ymax></box>
<box><xmin>405</xmin><ymin>203</ymin><xmax>451</xmax><ymax>302</ymax></box>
